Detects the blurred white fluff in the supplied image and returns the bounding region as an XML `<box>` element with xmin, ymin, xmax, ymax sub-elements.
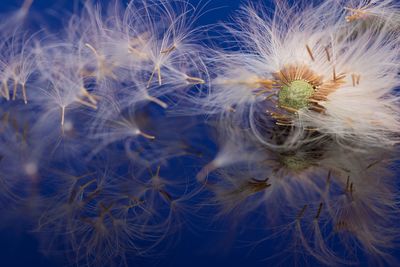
<box><xmin>66</xmin><ymin>0</ymin><xmax>206</xmax><ymax>108</ymax></box>
<box><xmin>0</xmin><ymin>0</ymin><xmax>207</xmax><ymax>162</ymax></box>
<box><xmin>198</xmin><ymin>0</ymin><xmax>400</xmax><ymax>150</ymax></box>
<box><xmin>0</xmin><ymin>0</ymin><xmax>33</xmax><ymax>34</ymax></box>
<box><xmin>0</xmin><ymin>1</ymin><xmax>207</xmax><ymax>266</ymax></box>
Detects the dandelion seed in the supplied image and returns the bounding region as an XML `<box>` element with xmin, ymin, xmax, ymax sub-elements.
<box><xmin>345</xmin><ymin>6</ymin><xmax>369</xmax><ymax>22</ymax></box>
<box><xmin>84</xmin><ymin>43</ymin><xmax>117</xmax><ymax>80</ymax></box>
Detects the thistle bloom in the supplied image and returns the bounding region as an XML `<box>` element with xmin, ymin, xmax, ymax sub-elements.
<box><xmin>198</xmin><ymin>0</ymin><xmax>400</xmax><ymax>150</ymax></box>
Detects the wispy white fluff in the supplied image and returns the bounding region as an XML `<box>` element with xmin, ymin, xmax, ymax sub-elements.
<box><xmin>196</xmin><ymin>0</ymin><xmax>400</xmax><ymax>150</ymax></box>
<box><xmin>344</xmin><ymin>0</ymin><xmax>400</xmax><ymax>26</ymax></box>
<box><xmin>0</xmin><ymin>1</ymin><xmax>207</xmax><ymax>266</ymax></box>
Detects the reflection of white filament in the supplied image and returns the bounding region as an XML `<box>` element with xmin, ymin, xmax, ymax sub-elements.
<box><xmin>25</xmin><ymin>162</ymin><xmax>38</xmax><ymax>176</ymax></box>
<box><xmin>21</xmin><ymin>0</ymin><xmax>34</xmax><ymax>14</ymax></box>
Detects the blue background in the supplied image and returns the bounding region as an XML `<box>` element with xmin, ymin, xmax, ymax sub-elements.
<box><xmin>0</xmin><ymin>1</ymin><xmax>397</xmax><ymax>267</ymax></box>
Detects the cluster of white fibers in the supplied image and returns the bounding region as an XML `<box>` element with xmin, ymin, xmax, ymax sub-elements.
<box><xmin>0</xmin><ymin>0</ymin><xmax>206</xmax><ymax>266</ymax></box>
<box><xmin>343</xmin><ymin>0</ymin><xmax>400</xmax><ymax>27</ymax></box>
<box><xmin>195</xmin><ymin>0</ymin><xmax>400</xmax><ymax>150</ymax></box>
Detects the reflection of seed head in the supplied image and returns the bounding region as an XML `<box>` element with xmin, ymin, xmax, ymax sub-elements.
<box><xmin>279</xmin><ymin>153</ymin><xmax>311</xmax><ymax>172</ymax></box>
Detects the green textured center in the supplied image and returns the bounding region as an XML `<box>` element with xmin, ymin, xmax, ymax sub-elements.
<box><xmin>278</xmin><ymin>80</ymin><xmax>314</xmax><ymax>110</ymax></box>
<box><xmin>280</xmin><ymin>154</ymin><xmax>310</xmax><ymax>172</ymax></box>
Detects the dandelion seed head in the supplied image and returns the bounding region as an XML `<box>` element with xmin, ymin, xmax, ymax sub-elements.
<box><xmin>193</xmin><ymin>0</ymin><xmax>400</xmax><ymax>151</ymax></box>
